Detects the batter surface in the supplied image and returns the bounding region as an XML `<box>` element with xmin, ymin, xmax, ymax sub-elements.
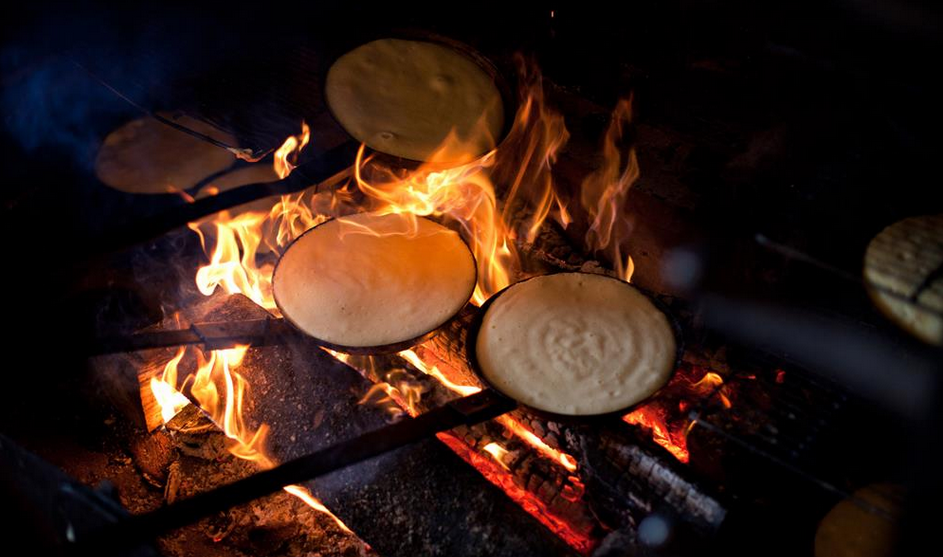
<box><xmin>95</xmin><ymin>113</ymin><xmax>236</xmax><ymax>194</ymax></box>
<box><xmin>325</xmin><ymin>38</ymin><xmax>504</xmax><ymax>163</ymax></box>
<box><xmin>476</xmin><ymin>273</ymin><xmax>677</xmax><ymax>416</ymax></box>
<box><xmin>274</xmin><ymin>212</ymin><xmax>476</xmax><ymax>349</ymax></box>
<box><xmin>864</xmin><ymin>214</ymin><xmax>943</xmax><ymax>345</ymax></box>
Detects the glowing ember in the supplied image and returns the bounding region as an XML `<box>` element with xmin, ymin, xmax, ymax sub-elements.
<box><xmin>437</xmin><ymin>432</ymin><xmax>595</xmax><ymax>553</ymax></box>
<box><xmin>398</xmin><ymin>349</ymin><xmax>481</xmax><ymax>397</ymax></box>
<box><xmin>622</xmin><ymin>367</ymin><xmax>734</xmax><ymax>463</ymax></box>
<box><xmin>496</xmin><ymin>415</ymin><xmax>578</xmax><ymax>473</ymax></box>
<box><xmin>482</xmin><ymin>442</ymin><xmax>511</xmax><ymax>470</ymax></box>
<box><xmin>623</xmin><ymin>406</ymin><xmax>691</xmax><ymax>463</ymax></box>
<box><xmin>400</xmin><ymin>347</ymin><xmax>577</xmax><ymax>473</ymax></box>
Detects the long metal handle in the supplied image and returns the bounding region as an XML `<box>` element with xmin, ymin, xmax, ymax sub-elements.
<box><xmin>72</xmin><ymin>389</ymin><xmax>516</xmax><ymax>555</ymax></box>
<box><xmin>88</xmin><ymin>318</ymin><xmax>293</xmax><ymax>355</ymax></box>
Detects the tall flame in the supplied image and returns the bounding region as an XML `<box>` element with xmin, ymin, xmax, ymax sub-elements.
<box><xmin>580</xmin><ymin>97</ymin><xmax>638</xmax><ymax>282</ymax></box>
<box><xmin>150</xmin><ymin>347</ymin><xmax>190</xmax><ymax>424</ymax></box>
<box><xmin>274</xmin><ymin>121</ymin><xmax>310</xmax><ymax>179</ymax></box>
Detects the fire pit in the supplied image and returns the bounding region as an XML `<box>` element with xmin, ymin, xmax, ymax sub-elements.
<box><xmin>2</xmin><ymin>4</ymin><xmax>940</xmax><ymax>557</ymax></box>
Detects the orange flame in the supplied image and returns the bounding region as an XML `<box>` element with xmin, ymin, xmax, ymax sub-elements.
<box><xmin>692</xmin><ymin>371</ymin><xmax>731</xmax><ymax>408</ymax></box>
<box><xmin>494</xmin><ymin>59</ymin><xmax>572</xmax><ymax>243</ymax></box>
<box><xmin>274</xmin><ymin>121</ymin><xmax>311</xmax><ymax>179</ymax></box>
<box><xmin>354</xmin><ymin>144</ymin><xmax>513</xmax><ymax>305</ymax></box>
<box><xmin>175</xmin><ymin>64</ymin><xmax>653</xmax><ymax>548</ymax></box>
<box><xmin>187</xmin><ymin>64</ymin><xmax>634</xmax><ymax>317</ymax></box>
<box><xmin>623</xmin><ymin>406</ymin><xmax>690</xmax><ymax>463</ymax></box>
<box><xmin>398</xmin><ymin>348</ymin><xmax>577</xmax><ymax>473</ymax></box>
<box><xmin>482</xmin><ymin>442</ymin><xmax>511</xmax><ymax>470</ymax></box>
<box><xmin>622</xmin><ymin>367</ymin><xmax>733</xmax><ymax>463</ymax></box>
<box><xmin>580</xmin><ymin>97</ymin><xmax>638</xmax><ymax>282</ymax></box>
<box><xmin>147</xmin><ymin>344</ymin><xmax>351</xmax><ymax>533</ymax></box>
<box><xmin>398</xmin><ymin>349</ymin><xmax>481</xmax><ymax>397</ymax></box>
<box><xmin>495</xmin><ymin>415</ymin><xmax>578</xmax><ymax>473</ymax></box>
<box><xmin>150</xmin><ymin>347</ymin><xmax>190</xmax><ymax>424</ymax></box>
<box><xmin>189</xmin><ymin>211</ymin><xmax>275</xmax><ymax>311</ymax></box>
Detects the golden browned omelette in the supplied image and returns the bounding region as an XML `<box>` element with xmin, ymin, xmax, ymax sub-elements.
<box><xmin>273</xmin><ymin>212</ymin><xmax>476</xmax><ymax>349</ymax></box>
<box><xmin>95</xmin><ymin>113</ymin><xmax>236</xmax><ymax>194</ymax></box>
<box><xmin>475</xmin><ymin>273</ymin><xmax>677</xmax><ymax>415</ymax></box>
<box><xmin>864</xmin><ymin>214</ymin><xmax>943</xmax><ymax>345</ymax></box>
<box><xmin>325</xmin><ymin>38</ymin><xmax>504</xmax><ymax>163</ymax></box>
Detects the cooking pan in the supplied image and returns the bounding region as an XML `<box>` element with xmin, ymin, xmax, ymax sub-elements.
<box><xmin>75</xmin><ymin>272</ymin><xmax>683</xmax><ymax>553</ymax></box>
<box><xmin>271</xmin><ymin>212</ymin><xmax>480</xmax><ymax>355</ymax></box>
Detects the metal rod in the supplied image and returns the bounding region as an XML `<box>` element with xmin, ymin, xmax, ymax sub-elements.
<box><xmin>71</xmin><ymin>59</ymin><xmax>262</xmax><ymax>161</ymax></box>
<box><xmin>87</xmin><ymin>318</ymin><xmax>295</xmax><ymax>356</ymax></box>
<box><xmin>71</xmin><ymin>389</ymin><xmax>516</xmax><ymax>555</ymax></box>
<box><xmin>755</xmin><ymin>233</ymin><xmax>943</xmax><ymax>316</ymax></box>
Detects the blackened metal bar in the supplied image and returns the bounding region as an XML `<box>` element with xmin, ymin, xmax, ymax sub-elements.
<box><xmin>71</xmin><ymin>58</ymin><xmax>261</xmax><ymax>161</ymax></box>
<box><xmin>72</xmin><ymin>389</ymin><xmax>516</xmax><ymax>556</ymax></box>
<box><xmin>755</xmin><ymin>233</ymin><xmax>943</xmax><ymax>316</ymax></box>
<box><xmin>87</xmin><ymin>318</ymin><xmax>294</xmax><ymax>356</ymax></box>
<box><xmin>698</xmin><ymin>294</ymin><xmax>940</xmax><ymax>419</ymax></box>
<box><xmin>84</xmin><ymin>139</ymin><xmax>359</xmax><ymax>258</ymax></box>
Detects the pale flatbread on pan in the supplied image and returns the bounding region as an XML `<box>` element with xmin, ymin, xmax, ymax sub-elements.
<box><xmin>95</xmin><ymin>113</ymin><xmax>237</xmax><ymax>194</ymax></box>
<box><xmin>326</xmin><ymin>38</ymin><xmax>504</xmax><ymax>163</ymax></box>
<box><xmin>475</xmin><ymin>273</ymin><xmax>677</xmax><ymax>416</ymax></box>
<box><xmin>273</xmin><ymin>212</ymin><xmax>476</xmax><ymax>349</ymax></box>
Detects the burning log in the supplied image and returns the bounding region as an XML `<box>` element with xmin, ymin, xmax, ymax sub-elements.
<box><xmin>147</xmin><ymin>403</ymin><xmax>372</xmax><ymax>557</ymax></box>
<box><xmin>574</xmin><ymin>427</ymin><xmax>725</xmax><ymax>535</ymax></box>
<box><xmin>241</xmin><ymin>336</ymin><xmax>582</xmax><ymax>557</ymax></box>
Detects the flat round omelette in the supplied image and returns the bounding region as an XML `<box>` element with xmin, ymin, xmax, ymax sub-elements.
<box><xmin>273</xmin><ymin>212</ymin><xmax>476</xmax><ymax>350</ymax></box>
<box><xmin>325</xmin><ymin>38</ymin><xmax>504</xmax><ymax>163</ymax></box>
<box><xmin>475</xmin><ymin>273</ymin><xmax>677</xmax><ymax>416</ymax></box>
